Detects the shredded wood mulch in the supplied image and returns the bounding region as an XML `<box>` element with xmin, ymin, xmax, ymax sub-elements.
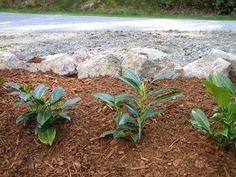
<box><xmin>0</xmin><ymin>69</ymin><xmax>236</xmax><ymax>177</ymax></box>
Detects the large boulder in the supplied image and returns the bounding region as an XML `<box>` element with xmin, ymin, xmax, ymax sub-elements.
<box><xmin>209</xmin><ymin>49</ymin><xmax>236</xmax><ymax>75</ymax></box>
<box><xmin>25</xmin><ymin>53</ymin><xmax>77</xmax><ymax>76</ymax></box>
<box><xmin>77</xmin><ymin>54</ymin><xmax>121</xmax><ymax>79</ymax></box>
<box><xmin>0</xmin><ymin>52</ymin><xmax>24</xmax><ymax>69</ymax></box>
<box><xmin>122</xmin><ymin>47</ymin><xmax>182</xmax><ymax>80</ymax></box>
<box><xmin>183</xmin><ymin>55</ymin><xmax>231</xmax><ymax>78</ymax></box>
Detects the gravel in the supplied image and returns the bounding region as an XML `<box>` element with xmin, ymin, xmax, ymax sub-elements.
<box><xmin>1</xmin><ymin>31</ymin><xmax>236</xmax><ymax>66</ymax></box>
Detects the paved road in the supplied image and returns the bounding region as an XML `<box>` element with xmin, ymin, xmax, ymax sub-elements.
<box><xmin>0</xmin><ymin>12</ymin><xmax>236</xmax><ymax>32</ymax></box>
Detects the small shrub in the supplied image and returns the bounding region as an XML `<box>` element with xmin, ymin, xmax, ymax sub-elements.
<box><xmin>93</xmin><ymin>68</ymin><xmax>182</xmax><ymax>142</ymax></box>
<box><xmin>191</xmin><ymin>73</ymin><xmax>236</xmax><ymax>149</ymax></box>
<box><xmin>4</xmin><ymin>82</ymin><xmax>81</xmax><ymax>145</ymax></box>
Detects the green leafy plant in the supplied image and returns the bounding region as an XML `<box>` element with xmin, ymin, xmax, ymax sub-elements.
<box><xmin>4</xmin><ymin>82</ymin><xmax>81</xmax><ymax>145</ymax></box>
<box><xmin>191</xmin><ymin>72</ymin><xmax>236</xmax><ymax>149</ymax></box>
<box><xmin>93</xmin><ymin>68</ymin><xmax>182</xmax><ymax>142</ymax></box>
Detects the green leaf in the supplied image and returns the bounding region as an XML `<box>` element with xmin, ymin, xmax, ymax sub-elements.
<box><xmin>150</xmin><ymin>91</ymin><xmax>182</xmax><ymax>105</ymax></box>
<box><xmin>151</xmin><ymin>73</ymin><xmax>176</xmax><ymax>84</ymax></box>
<box><xmin>37</xmin><ymin>110</ymin><xmax>51</xmax><ymax>127</ymax></box>
<box><xmin>58</xmin><ymin>112</ymin><xmax>71</xmax><ymax>121</ymax></box>
<box><xmin>16</xmin><ymin>112</ymin><xmax>36</xmax><ymax>124</ymax></box>
<box><xmin>4</xmin><ymin>82</ymin><xmax>21</xmax><ymax>90</ymax></box>
<box><xmin>131</xmin><ymin>132</ymin><xmax>139</xmax><ymax>142</ymax></box>
<box><xmin>92</xmin><ymin>93</ymin><xmax>115</xmax><ymax>106</ymax></box>
<box><xmin>124</xmin><ymin>103</ymin><xmax>139</xmax><ymax>117</ymax></box>
<box><xmin>8</xmin><ymin>91</ymin><xmax>21</xmax><ymax>96</ymax></box>
<box><xmin>16</xmin><ymin>114</ymin><xmax>28</xmax><ymax>124</ymax></box>
<box><xmin>143</xmin><ymin>107</ymin><xmax>164</xmax><ymax>120</ymax></box>
<box><xmin>113</xmin><ymin>129</ymin><xmax>126</xmax><ymax>138</ymax></box>
<box><xmin>100</xmin><ymin>130</ymin><xmax>116</xmax><ymax>138</ymax></box>
<box><xmin>115</xmin><ymin>93</ymin><xmax>137</xmax><ymax>102</ymax></box>
<box><xmin>191</xmin><ymin>108</ymin><xmax>211</xmax><ymax>134</ymax></box>
<box><xmin>13</xmin><ymin>101</ymin><xmax>25</xmax><ymax>108</ymax></box>
<box><xmin>38</xmin><ymin>127</ymin><xmax>56</xmax><ymax>146</ymax></box>
<box><xmin>208</xmin><ymin>73</ymin><xmax>236</xmax><ymax>96</ymax></box>
<box><xmin>50</xmin><ymin>86</ymin><xmax>64</xmax><ymax>104</ymax></box>
<box><xmin>32</xmin><ymin>84</ymin><xmax>47</xmax><ymax>98</ymax></box>
<box><xmin>122</xmin><ymin>68</ymin><xmax>142</xmax><ymax>87</ymax></box>
<box><xmin>215</xmin><ymin>127</ymin><xmax>228</xmax><ymax>138</ymax></box>
<box><xmin>118</xmin><ymin>76</ymin><xmax>140</xmax><ymax>92</ymax></box>
<box><xmin>147</xmin><ymin>88</ymin><xmax>169</xmax><ymax>96</ymax></box>
<box><xmin>61</xmin><ymin>97</ymin><xmax>81</xmax><ymax>109</ymax></box>
<box><xmin>211</xmin><ymin>113</ymin><xmax>224</xmax><ymax>122</ymax></box>
<box><xmin>203</xmin><ymin>80</ymin><xmax>230</xmax><ymax>109</ymax></box>
<box><xmin>114</xmin><ymin>113</ymin><xmax>136</xmax><ymax>126</ymax></box>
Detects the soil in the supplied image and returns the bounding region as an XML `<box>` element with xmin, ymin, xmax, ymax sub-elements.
<box><xmin>0</xmin><ymin>69</ymin><xmax>236</xmax><ymax>177</ymax></box>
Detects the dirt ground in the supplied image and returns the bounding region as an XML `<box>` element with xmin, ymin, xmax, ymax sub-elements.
<box><xmin>0</xmin><ymin>69</ymin><xmax>236</xmax><ymax>177</ymax></box>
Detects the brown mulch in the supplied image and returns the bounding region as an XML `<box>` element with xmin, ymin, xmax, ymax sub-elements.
<box><xmin>27</xmin><ymin>56</ymin><xmax>44</xmax><ymax>63</ymax></box>
<box><xmin>0</xmin><ymin>69</ymin><xmax>236</xmax><ymax>177</ymax></box>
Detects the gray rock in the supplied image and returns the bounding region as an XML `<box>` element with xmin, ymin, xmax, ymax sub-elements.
<box><xmin>0</xmin><ymin>51</ymin><xmax>24</xmax><ymax>69</ymax></box>
<box><xmin>183</xmin><ymin>55</ymin><xmax>231</xmax><ymax>78</ymax></box>
<box><xmin>209</xmin><ymin>49</ymin><xmax>236</xmax><ymax>75</ymax></box>
<box><xmin>73</xmin><ymin>48</ymin><xmax>91</xmax><ymax>64</ymax></box>
<box><xmin>25</xmin><ymin>53</ymin><xmax>77</xmax><ymax>76</ymax></box>
<box><xmin>77</xmin><ymin>54</ymin><xmax>121</xmax><ymax>79</ymax></box>
<box><xmin>122</xmin><ymin>47</ymin><xmax>181</xmax><ymax>80</ymax></box>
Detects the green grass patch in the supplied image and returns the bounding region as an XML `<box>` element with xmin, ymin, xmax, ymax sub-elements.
<box><xmin>0</xmin><ymin>6</ymin><xmax>236</xmax><ymax>20</ymax></box>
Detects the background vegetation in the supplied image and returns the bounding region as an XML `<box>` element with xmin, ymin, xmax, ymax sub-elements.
<box><xmin>0</xmin><ymin>0</ymin><xmax>235</xmax><ymax>19</ymax></box>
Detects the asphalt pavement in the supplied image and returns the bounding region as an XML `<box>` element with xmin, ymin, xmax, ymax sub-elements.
<box><xmin>0</xmin><ymin>12</ymin><xmax>236</xmax><ymax>32</ymax></box>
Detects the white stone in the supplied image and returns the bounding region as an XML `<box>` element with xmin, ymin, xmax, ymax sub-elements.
<box><xmin>210</xmin><ymin>49</ymin><xmax>236</xmax><ymax>75</ymax></box>
<box><xmin>183</xmin><ymin>56</ymin><xmax>231</xmax><ymax>78</ymax></box>
<box><xmin>122</xmin><ymin>47</ymin><xmax>180</xmax><ymax>80</ymax></box>
<box><xmin>77</xmin><ymin>54</ymin><xmax>121</xmax><ymax>79</ymax></box>
<box><xmin>0</xmin><ymin>52</ymin><xmax>24</xmax><ymax>69</ymax></box>
<box><xmin>25</xmin><ymin>53</ymin><xmax>77</xmax><ymax>76</ymax></box>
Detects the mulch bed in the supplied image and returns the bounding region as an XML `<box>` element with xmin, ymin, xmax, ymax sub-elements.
<box><xmin>0</xmin><ymin>69</ymin><xmax>236</xmax><ymax>177</ymax></box>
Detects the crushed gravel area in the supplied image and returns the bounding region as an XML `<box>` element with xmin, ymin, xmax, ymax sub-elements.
<box><xmin>1</xmin><ymin>31</ymin><xmax>236</xmax><ymax>66</ymax></box>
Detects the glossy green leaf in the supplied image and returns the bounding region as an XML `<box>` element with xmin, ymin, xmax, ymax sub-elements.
<box><xmin>38</xmin><ymin>127</ymin><xmax>56</xmax><ymax>146</ymax></box>
<box><xmin>151</xmin><ymin>73</ymin><xmax>176</xmax><ymax>84</ymax></box>
<box><xmin>16</xmin><ymin>114</ymin><xmax>28</xmax><ymax>124</ymax></box>
<box><xmin>147</xmin><ymin>88</ymin><xmax>169</xmax><ymax>96</ymax></box>
<box><xmin>215</xmin><ymin>127</ymin><xmax>228</xmax><ymax>138</ymax></box>
<box><xmin>208</xmin><ymin>73</ymin><xmax>236</xmax><ymax>96</ymax></box>
<box><xmin>122</xmin><ymin>68</ymin><xmax>141</xmax><ymax>87</ymax></box>
<box><xmin>115</xmin><ymin>93</ymin><xmax>137</xmax><ymax>102</ymax></box>
<box><xmin>8</xmin><ymin>91</ymin><xmax>21</xmax><ymax>96</ymax></box>
<box><xmin>37</xmin><ymin>110</ymin><xmax>51</xmax><ymax>127</ymax></box>
<box><xmin>118</xmin><ymin>76</ymin><xmax>140</xmax><ymax>92</ymax></box>
<box><xmin>33</xmin><ymin>84</ymin><xmax>47</xmax><ymax>98</ymax></box>
<box><xmin>131</xmin><ymin>133</ymin><xmax>139</xmax><ymax>142</ymax></box>
<box><xmin>92</xmin><ymin>93</ymin><xmax>115</xmax><ymax>106</ymax></box>
<box><xmin>124</xmin><ymin>103</ymin><xmax>139</xmax><ymax>117</ymax></box>
<box><xmin>150</xmin><ymin>91</ymin><xmax>182</xmax><ymax>105</ymax></box>
<box><xmin>113</xmin><ymin>129</ymin><xmax>126</xmax><ymax>138</ymax></box>
<box><xmin>191</xmin><ymin>108</ymin><xmax>211</xmax><ymax>134</ymax></box>
<box><xmin>100</xmin><ymin>130</ymin><xmax>116</xmax><ymax>138</ymax></box>
<box><xmin>13</xmin><ymin>101</ymin><xmax>25</xmax><ymax>108</ymax></box>
<box><xmin>50</xmin><ymin>86</ymin><xmax>64</xmax><ymax>104</ymax></box>
<box><xmin>4</xmin><ymin>82</ymin><xmax>21</xmax><ymax>90</ymax></box>
<box><xmin>61</xmin><ymin>97</ymin><xmax>81</xmax><ymax>109</ymax></box>
<box><xmin>58</xmin><ymin>112</ymin><xmax>71</xmax><ymax>121</ymax></box>
<box><xmin>204</xmin><ymin>80</ymin><xmax>230</xmax><ymax>109</ymax></box>
<box><xmin>114</xmin><ymin>113</ymin><xmax>136</xmax><ymax>126</ymax></box>
<box><xmin>143</xmin><ymin>107</ymin><xmax>164</xmax><ymax>120</ymax></box>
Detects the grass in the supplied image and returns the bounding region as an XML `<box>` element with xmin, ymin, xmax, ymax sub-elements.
<box><xmin>0</xmin><ymin>6</ymin><xmax>236</xmax><ymax>20</ymax></box>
